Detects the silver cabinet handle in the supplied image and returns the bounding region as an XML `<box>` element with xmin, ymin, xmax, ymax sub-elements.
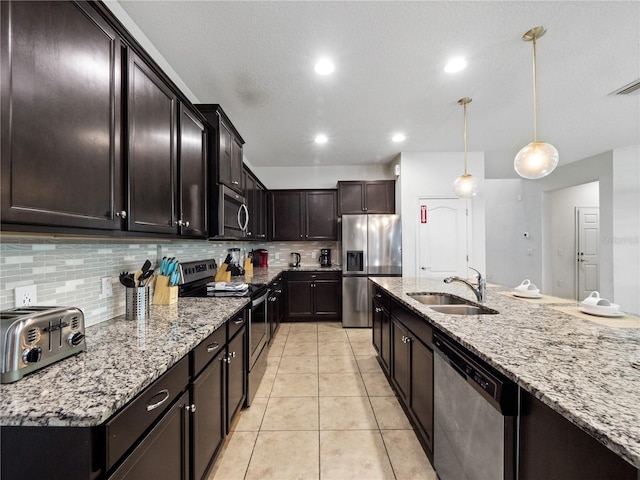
<box><xmin>232</xmin><ymin>180</ymin><xmax>239</xmax><ymax>185</ymax></box>
<box><xmin>375</xmin><ymin>307</ymin><xmax>382</xmax><ymax>313</ymax></box>
<box><xmin>146</xmin><ymin>389</ymin><xmax>170</xmax><ymax>411</ymax></box>
<box><xmin>375</xmin><ymin>293</ymin><xmax>382</xmax><ymax>298</ymax></box>
<box><xmin>185</xmin><ymin>404</ymin><xmax>197</xmax><ymax>412</ymax></box>
<box><xmin>116</xmin><ymin>210</ymin><xmax>127</xmax><ymax>219</ymax></box>
<box><xmin>177</xmin><ymin>219</ymin><xmax>190</xmax><ymax>228</ymax></box>
<box><xmin>234</xmin><ymin>319</ymin><xmax>244</xmax><ymax>324</ymax></box>
<box><xmin>206</xmin><ymin>342</ymin><xmax>220</xmax><ymax>352</ymax></box>
<box><xmin>231</xmin><ymin>351</ymin><xmax>236</xmax><ymax>358</ymax></box>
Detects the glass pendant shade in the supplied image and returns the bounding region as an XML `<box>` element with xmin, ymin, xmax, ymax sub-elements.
<box><xmin>515</xmin><ymin>26</ymin><xmax>558</xmax><ymax>180</ymax></box>
<box><xmin>514</xmin><ymin>141</ymin><xmax>559</xmax><ymax>179</ymax></box>
<box><xmin>453</xmin><ymin>173</ymin><xmax>479</xmax><ymax>197</ymax></box>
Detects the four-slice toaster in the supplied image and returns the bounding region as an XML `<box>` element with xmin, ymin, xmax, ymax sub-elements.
<box><xmin>1</xmin><ymin>306</ymin><xmax>86</xmax><ymax>383</ymax></box>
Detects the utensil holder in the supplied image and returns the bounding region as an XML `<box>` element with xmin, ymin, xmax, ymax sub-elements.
<box><xmin>126</xmin><ymin>287</ymin><xmax>150</xmax><ymax>320</ymax></box>
<box><xmin>152</xmin><ymin>275</ymin><xmax>178</xmax><ymax>305</ymax></box>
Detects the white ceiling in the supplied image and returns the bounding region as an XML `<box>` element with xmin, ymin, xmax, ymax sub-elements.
<box><xmin>117</xmin><ymin>1</ymin><xmax>640</xmax><ymax>178</ymax></box>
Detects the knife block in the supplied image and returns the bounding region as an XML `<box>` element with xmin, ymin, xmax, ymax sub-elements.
<box><xmin>152</xmin><ymin>275</ymin><xmax>178</xmax><ymax>305</ymax></box>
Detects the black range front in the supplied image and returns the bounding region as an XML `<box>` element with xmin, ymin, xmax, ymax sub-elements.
<box><xmin>178</xmin><ymin>259</ymin><xmax>269</xmax><ymax>407</ymax></box>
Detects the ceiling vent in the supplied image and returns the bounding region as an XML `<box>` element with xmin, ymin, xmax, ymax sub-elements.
<box><xmin>609</xmin><ymin>78</ymin><xmax>640</xmax><ymax>96</ymax></box>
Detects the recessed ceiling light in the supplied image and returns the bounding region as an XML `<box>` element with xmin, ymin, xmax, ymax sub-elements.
<box><xmin>444</xmin><ymin>57</ymin><xmax>467</xmax><ymax>73</ymax></box>
<box><xmin>314</xmin><ymin>58</ymin><xmax>335</xmax><ymax>75</ymax></box>
<box><xmin>392</xmin><ymin>133</ymin><xmax>406</xmax><ymax>143</ymax></box>
<box><xmin>315</xmin><ymin>134</ymin><xmax>328</xmax><ymax>144</ymax></box>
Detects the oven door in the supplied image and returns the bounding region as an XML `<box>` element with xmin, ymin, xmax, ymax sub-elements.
<box><xmin>249</xmin><ymin>289</ymin><xmax>269</xmax><ymax>369</ymax></box>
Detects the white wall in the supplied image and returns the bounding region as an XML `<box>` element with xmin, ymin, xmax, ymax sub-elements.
<box><xmin>545</xmin><ymin>182</ymin><xmax>599</xmax><ymax>299</ymax></box>
<box><xmin>251</xmin><ymin>164</ymin><xmax>393</xmax><ymax>190</ymax></box>
<box><xmin>104</xmin><ymin>1</ymin><xmax>201</xmax><ymax>104</ymax></box>
<box><xmin>612</xmin><ymin>145</ymin><xmax>640</xmax><ymax>315</ymax></box>
<box><xmin>397</xmin><ymin>152</ymin><xmax>486</xmax><ymax>278</ymax></box>
<box><xmin>485</xmin><ymin>148</ymin><xmax>640</xmax><ymax>314</ymax></box>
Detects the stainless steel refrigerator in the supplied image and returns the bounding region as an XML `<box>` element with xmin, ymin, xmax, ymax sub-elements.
<box><xmin>342</xmin><ymin>214</ymin><xmax>402</xmax><ymax>327</ymax></box>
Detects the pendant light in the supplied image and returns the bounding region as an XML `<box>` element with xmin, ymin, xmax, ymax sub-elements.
<box><xmin>514</xmin><ymin>26</ymin><xmax>559</xmax><ymax>179</ymax></box>
<box><xmin>453</xmin><ymin>97</ymin><xmax>478</xmax><ymax>198</ymax></box>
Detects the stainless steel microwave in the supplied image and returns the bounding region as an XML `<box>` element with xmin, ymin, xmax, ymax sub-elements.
<box><xmin>210</xmin><ymin>184</ymin><xmax>249</xmax><ymax>239</ymax></box>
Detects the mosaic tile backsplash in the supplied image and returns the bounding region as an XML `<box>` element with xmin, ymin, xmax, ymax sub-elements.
<box><xmin>0</xmin><ymin>235</ymin><xmax>339</xmax><ymax>327</ymax></box>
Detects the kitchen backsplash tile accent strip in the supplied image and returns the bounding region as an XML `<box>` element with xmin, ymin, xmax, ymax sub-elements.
<box><xmin>0</xmin><ymin>235</ymin><xmax>340</xmax><ymax>327</ymax></box>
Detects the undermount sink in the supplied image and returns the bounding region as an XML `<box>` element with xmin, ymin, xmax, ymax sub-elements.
<box><xmin>407</xmin><ymin>292</ymin><xmax>468</xmax><ymax>305</ymax></box>
<box><xmin>428</xmin><ymin>305</ymin><xmax>499</xmax><ymax>315</ymax></box>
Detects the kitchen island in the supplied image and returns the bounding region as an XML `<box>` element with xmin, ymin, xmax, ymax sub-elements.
<box><xmin>370</xmin><ymin>276</ymin><xmax>640</xmax><ymax>471</ymax></box>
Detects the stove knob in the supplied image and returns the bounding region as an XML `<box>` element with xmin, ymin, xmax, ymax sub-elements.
<box><xmin>68</xmin><ymin>332</ymin><xmax>85</xmax><ymax>347</ymax></box>
<box><xmin>22</xmin><ymin>346</ymin><xmax>42</xmax><ymax>364</ymax></box>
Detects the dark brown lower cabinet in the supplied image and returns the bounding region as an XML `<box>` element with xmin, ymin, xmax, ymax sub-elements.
<box><xmin>386</xmin><ymin>294</ymin><xmax>434</xmax><ymax>459</ymax></box>
<box><xmin>285</xmin><ymin>271</ymin><xmax>341</xmax><ymax>321</ymax></box>
<box><xmin>519</xmin><ymin>390</ymin><xmax>637</xmax><ymax>480</ymax></box>
<box><xmin>191</xmin><ymin>349</ymin><xmax>225</xmax><ymax>480</ymax></box>
<box><xmin>409</xmin><ymin>336</ymin><xmax>434</xmax><ymax>452</ymax></box>
<box><xmin>110</xmin><ymin>390</ymin><xmax>190</xmax><ymax>480</ymax></box>
<box><xmin>226</xmin><ymin>328</ymin><xmax>247</xmax><ymax>432</ymax></box>
<box><xmin>372</xmin><ymin>299</ymin><xmax>391</xmax><ymax>374</ymax></box>
<box><xmin>391</xmin><ymin>317</ymin><xmax>410</xmax><ymax>402</ymax></box>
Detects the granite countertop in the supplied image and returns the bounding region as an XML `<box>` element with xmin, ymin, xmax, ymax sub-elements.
<box><xmin>0</xmin><ymin>265</ymin><xmax>335</xmax><ymax>428</ymax></box>
<box><xmin>0</xmin><ymin>296</ymin><xmax>249</xmax><ymax>428</ymax></box>
<box><xmin>370</xmin><ymin>277</ymin><xmax>640</xmax><ymax>469</ymax></box>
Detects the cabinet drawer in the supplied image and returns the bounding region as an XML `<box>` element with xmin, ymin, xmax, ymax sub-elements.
<box><xmin>288</xmin><ymin>271</ymin><xmax>340</xmax><ymax>282</ymax></box>
<box><xmin>105</xmin><ymin>356</ymin><xmax>189</xmax><ymax>470</ymax></box>
<box><xmin>390</xmin><ymin>299</ymin><xmax>433</xmax><ymax>346</ymax></box>
<box><xmin>192</xmin><ymin>325</ymin><xmax>226</xmax><ymax>377</ymax></box>
<box><xmin>372</xmin><ymin>285</ymin><xmax>390</xmax><ymax>311</ymax></box>
<box><xmin>228</xmin><ymin>309</ymin><xmax>246</xmax><ymax>339</ymax></box>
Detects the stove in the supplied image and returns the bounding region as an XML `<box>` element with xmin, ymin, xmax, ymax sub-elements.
<box><xmin>178</xmin><ymin>259</ymin><xmax>266</xmax><ymax>299</ymax></box>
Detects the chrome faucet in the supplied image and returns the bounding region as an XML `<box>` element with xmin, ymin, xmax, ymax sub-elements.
<box><xmin>444</xmin><ymin>267</ymin><xmax>487</xmax><ymax>303</ymax></box>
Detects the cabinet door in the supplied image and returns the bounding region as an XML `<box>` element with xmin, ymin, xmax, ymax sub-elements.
<box><xmin>270</xmin><ymin>191</ymin><xmax>303</xmax><ymax>240</ymax></box>
<box><xmin>391</xmin><ymin>318</ymin><xmax>410</xmax><ymax>403</ymax></box>
<box><xmin>305</xmin><ymin>191</ymin><xmax>337</xmax><ymax>240</ymax></box>
<box><xmin>313</xmin><ymin>279</ymin><xmax>341</xmax><ymax>318</ymax></box>
<box><xmin>179</xmin><ymin>104</ymin><xmax>207</xmax><ymax>237</ymax></box>
<box><xmin>372</xmin><ymin>301</ymin><xmax>383</xmax><ymax>355</ymax></box>
<box><xmin>380</xmin><ymin>308</ymin><xmax>391</xmax><ymax>373</ymax></box>
<box><xmin>286</xmin><ymin>279</ymin><xmax>314</xmax><ymax>318</ymax></box>
<box><xmin>230</xmin><ymin>136</ymin><xmax>244</xmax><ymax>192</ymax></box>
<box><xmin>110</xmin><ymin>390</ymin><xmax>190</xmax><ymax>480</ymax></box>
<box><xmin>410</xmin><ymin>337</ymin><xmax>434</xmax><ymax>452</ymax></box>
<box><xmin>128</xmin><ymin>51</ymin><xmax>178</xmax><ymax>234</ymax></box>
<box><xmin>338</xmin><ymin>182</ymin><xmax>365</xmax><ymax>215</ymax></box>
<box><xmin>218</xmin><ymin>120</ymin><xmax>232</xmax><ymax>189</ymax></box>
<box><xmin>227</xmin><ymin>329</ymin><xmax>247</xmax><ymax>431</ymax></box>
<box><xmin>364</xmin><ymin>181</ymin><xmax>395</xmax><ymax>214</ymax></box>
<box><xmin>1</xmin><ymin>1</ymin><xmax>123</xmax><ymax>230</ymax></box>
<box><xmin>191</xmin><ymin>354</ymin><xmax>225</xmax><ymax>480</ymax></box>
<box><xmin>255</xmin><ymin>183</ymin><xmax>267</xmax><ymax>240</ymax></box>
<box><xmin>244</xmin><ymin>170</ymin><xmax>256</xmax><ymax>238</ymax></box>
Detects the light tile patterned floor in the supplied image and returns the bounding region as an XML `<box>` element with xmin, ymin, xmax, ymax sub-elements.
<box><xmin>209</xmin><ymin>322</ymin><xmax>437</xmax><ymax>480</ymax></box>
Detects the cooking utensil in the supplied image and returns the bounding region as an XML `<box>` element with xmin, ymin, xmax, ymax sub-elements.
<box><xmin>119</xmin><ymin>272</ymin><xmax>136</xmax><ymax>288</ymax></box>
<box><xmin>138</xmin><ymin>269</ymin><xmax>154</xmax><ymax>287</ymax></box>
<box><xmin>141</xmin><ymin>259</ymin><xmax>151</xmax><ymax>273</ymax></box>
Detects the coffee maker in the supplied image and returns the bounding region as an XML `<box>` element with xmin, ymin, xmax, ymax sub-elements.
<box><xmin>227</xmin><ymin>248</ymin><xmax>245</xmax><ymax>276</ymax></box>
<box><xmin>319</xmin><ymin>248</ymin><xmax>332</xmax><ymax>267</ymax></box>
<box><xmin>253</xmin><ymin>249</ymin><xmax>269</xmax><ymax>267</ymax></box>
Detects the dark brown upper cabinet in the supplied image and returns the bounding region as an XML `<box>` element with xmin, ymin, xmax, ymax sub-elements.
<box><xmin>243</xmin><ymin>166</ymin><xmax>267</xmax><ymax>240</ymax></box>
<box><xmin>269</xmin><ymin>190</ymin><xmax>337</xmax><ymax>241</ymax></box>
<box><xmin>178</xmin><ymin>105</ymin><xmax>208</xmax><ymax>237</ymax></box>
<box><xmin>1</xmin><ymin>1</ymin><xmax>123</xmax><ymax>230</ymax></box>
<box><xmin>196</xmin><ymin>105</ymin><xmax>245</xmax><ymax>195</ymax></box>
<box><xmin>127</xmin><ymin>51</ymin><xmax>178</xmax><ymax>235</ymax></box>
<box><xmin>337</xmin><ymin>180</ymin><xmax>395</xmax><ymax>215</ymax></box>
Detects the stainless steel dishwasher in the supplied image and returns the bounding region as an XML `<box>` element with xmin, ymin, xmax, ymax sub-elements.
<box><xmin>433</xmin><ymin>334</ymin><xmax>518</xmax><ymax>480</ymax></box>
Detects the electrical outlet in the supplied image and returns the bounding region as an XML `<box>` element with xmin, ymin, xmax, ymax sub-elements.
<box><xmin>527</xmin><ymin>248</ymin><xmax>533</xmax><ymax>256</ymax></box>
<box><xmin>102</xmin><ymin>277</ymin><xmax>113</xmax><ymax>298</ymax></box>
<box><xmin>311</xmin><ymin>251</ymin><xmax>317</xmax><ymax>259</ymax></box>
<box><xmin>14</xmin><ymin>285</ymin><xmax>38</xmax><ymax>307</ymax></box>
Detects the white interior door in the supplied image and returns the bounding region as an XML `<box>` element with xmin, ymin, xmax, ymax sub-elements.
<box><xmin>417</xmin><ymin>198</ymin><xmax>469</xmax><ymax>278</ymax></box>
<box><xmin>576</xmin><ymin>207</ymin><xmax>600</xmax><ymax>300</ymax></box>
